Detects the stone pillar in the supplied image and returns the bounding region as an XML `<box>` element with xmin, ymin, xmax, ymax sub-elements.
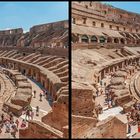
<box><xmin>36</xmin><ymin>72</ymin><xmax>40</xmax><ymax>82</ymax></box>
<box><xmin>88</xmin><ymin>36</ymin><xmax>91</xmax><ymax>43</ymax></box>
<box><xmin>79</xmin><ymin>35</ymin><xmax>82</xmax><ymax>43</ymax></box>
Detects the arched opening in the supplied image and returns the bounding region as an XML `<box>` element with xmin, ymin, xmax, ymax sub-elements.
<box><xmin>72</xmin><ymin>33</ymin><xmax>79</xmax><ymax>43</ymax></box>
<box><xmin>91</xmin><ymin>35</ymin><xmax>98</xmax><ymax>43</ymax></box>
<box><xmin>120</xmin><ymin>38</ymin><xmax>125</xmax><ymax>44</ymax></box>
<box><xmin>132</xmin><ymin>39</ymin><xmax>136</xmax><ymax>44</ymax></box>
<box><xmin>114</xmin><ymin>38</ymin><xmax>119</xmax><ymax>43</ymax></box>
<box><xmin>107</xmin><ymin>37</ymin><xmax>112</xmax><ymax>43</ymax></box>
<box><xmin>136</xmin><ymin>40</ymin><xmax>140</xmax><ymax>45</ymax></box>
<box><xmin>126</xmin><ymin>39</ymin><xmax>131</xmax><ymax>44</ymax></box>
<box><xmin>81</xmin><ymin>35</ymin><xmax>89</xmax><ymax>43</ymax></box>
<box><xmin>99</xmin><ymin>36</ymin><xmax>106</xmax><ymax>43</ymax></box>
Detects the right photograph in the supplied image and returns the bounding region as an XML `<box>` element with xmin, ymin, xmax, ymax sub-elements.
<box><xmin>72</xmin><ymin>1</ymin><xmax>140</xmax><ymax>139</ymax></box>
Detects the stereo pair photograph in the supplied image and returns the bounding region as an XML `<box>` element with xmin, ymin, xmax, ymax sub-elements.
<box><xmin>0</xmin><ymin>1</ymin><xmax>140</xmax><ymax>139</ymax></box>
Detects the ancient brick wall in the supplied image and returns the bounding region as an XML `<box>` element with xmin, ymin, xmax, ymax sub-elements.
<box><xmin>19</xmin><ymin>120</ymin><xmax>63</xmax><ymax>138</ymax></box>
<box><xmin>91</xmin><ymin>116</ymin><xmax>127</xmax><ymax>138</ymax></box>
<box><xmin>72</xmin><ymin>115</ymin><xmax>98</xmax><ymax>138</ymax></box>
<box><xmin>72</xmin><ymin>87</ymin><xmax>95</xmax><ymax>117</ymax></box>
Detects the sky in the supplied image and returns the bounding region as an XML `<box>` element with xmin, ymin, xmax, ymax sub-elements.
<box><xmin>102</xmin><ymin>2</ymin><xmax>140</xmax><ymax>14</ymax></box>
<box><xmin>0</xmin><ymin>2</ymin><xmax>68</xmax><ymax>32</ymax></box>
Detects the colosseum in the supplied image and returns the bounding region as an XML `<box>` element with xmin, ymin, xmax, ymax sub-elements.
<box><xmin>0</xmin><ymin>20</ymin><xmax>69</xmax><ymax>138</ymax></box>
<box><xmin>72</xmin><ymin>1</ymin><xmax>140</xmax><ymax>138</ymax></box>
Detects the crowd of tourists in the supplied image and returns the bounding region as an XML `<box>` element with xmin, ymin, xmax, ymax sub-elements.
<box><xmin>95</xmin><ymin>80</ymin><xmax>116</xmax><ymax>109</ymax></box>
<box><xmin>127</xmin><ymin>101</ymin><xmax>140</xmax><ymax>134</ymax></box>
<box><xmin>0</xmin><ymin>112</ymin><xmax>18</xmax><ymax>138</ymax></box>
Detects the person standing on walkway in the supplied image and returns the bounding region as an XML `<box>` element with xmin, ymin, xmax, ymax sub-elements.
<box><xmin>39</xmin><ymin>93</ymin><xmax>43</xmax><ymax>101</ymax></box>
<box><xmin>100</xmin><ymin>80</ymin><xmax>103</xmax><ymax>87</ymax></box>
<box><xmin>1</xmin><ymin>113</ymin><xmax>4</xmax><ymax>123</ymax></box>
<box><xmin>138</xmin><ymin>121</ymin><xmax>140</xmax><ymax>133</ymax></box>
<box><xmin>100</xmin><ymin>88</ymin><xmax>103</xmax><ymax>95</ymax></box>
<box><xmin>15</xmin><ymin>119</ymin><xmax>19</xmax><ymax>128</ymax></box>
<box><xmin>128</xmin><ymin>122</ymin><xmax>131</xmax><ymax>134</ymax></box>
<box><xmin>104</xmin><ymin>82</ymin><xmax>106</xmax><ymax>87</ymax></box>
<box><xmin>96</xmin><ymin>89</ymin><xmax>99</xmax><ymax>97</ymax></box>
<box><xmin>33</xmin><ymin>90</ymin><xmax>36</xmax><ymax>98</ymax></box>
<box><xmin>36</xmin><ymin>106</ymin><xmax>39</xmax><ymax>116</ymax></box>
<box><xmin>5</xmin><ymin>120</ymin><xmax>10</xmax><ymax>133</ymax></box>
<box><xmin>25</xmin><ymin>109</ymin><xmax>30</xmax><ymax>121</ymax></box>
<box><xmin>21</xmin><ymin>119</ymin><xmax>26</xmax><ymax>128</ymax></box>
<box><xmin>31</xmin><ymin>111</ymin><xmax>34</xmax><ymax>120</ymax></box>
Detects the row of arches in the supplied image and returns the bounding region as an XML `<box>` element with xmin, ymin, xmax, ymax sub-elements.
<box><xmin>72</xmin><ymin>34</ymin><xmax>140</xmax><ymax>45</ymax></box>
<box><xmin>81</xmin><ymin>35</ymin><xmax>106</xmax><ymax>43</ymax></box>
<box><xmin>80</xmin><ymin>34</ymin><xmax>125</xmax><ymax>44</ymax></box>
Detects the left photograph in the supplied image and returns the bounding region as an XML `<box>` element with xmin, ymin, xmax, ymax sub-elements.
<box><xmin>0</xmin><ymin>1</ymin><xmax>69</xmax><ymax>139</ymax></box>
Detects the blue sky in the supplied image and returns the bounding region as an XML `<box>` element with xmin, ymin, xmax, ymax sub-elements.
<box><xmin>0</xmin><ymin>2</ymin><xmax>68</xmax><ymax>32</ymax></box>
<box><xmin>102</xmin><ymin>2</ymin><xmax>140</xmax><ymax>14</ymax></box>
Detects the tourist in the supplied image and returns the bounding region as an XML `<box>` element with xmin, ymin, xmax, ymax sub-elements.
<box><xmin>104</xmin><ymin>82</ymin><xmax>106</xmax><ymax>87</ymax></box>
<box><xmin>111</xmin><ymin>99</ymin><xmax>115</xmax><ymax>107</ymax></box>
<box><xmin>33</xmin><ymin>90</ymin><xmax>36</xmax><ymax>98</ymax></box>
<box><xmin>105</xmin><ymin>87</ymin><xmax>109</xmax><ymax>96</ymax></box>
<box><xmin>100</xmin><ymin>88</ymin><xmax>103</xmax><ymax>95</ymax></box>
<box><xmin>100</xmin><ymin>80</ymin><xmax>103</xmax><ymax>87</ymax></box>
<box><xmin>128</xmin><ymin>122</ymin><xmax>131</xmax><ymax>134</ymax></box>
<box><xmin>96</xmin><ymin>89</ymin><xmax>99</xmax><ymax>97</ymax></box>
<box><xmin>9</xmin><ymin>113</ymin><xmax>14</xmax><ymax>124</ymax></box>
<box><xmin>25</xmin><ymin>109</ymin><xmax>30</xmax><ymax>121</ymax></box>
<box><xmin>127</xmin><ymin>113</ymin><xmax>131</xmax><ymax>122</ymax></box>
<box><xmin>108</xmin><ymin>99</ymin><xmax>112</xmax><ymax>108</ymax></box>
<box><xmin>5</xmin><ymin>120</ymin><xmax>10</xmax><ymax>133</ymax></box>
<box><xmin>15</xmin><ymin>119</ymin><xmax>19</xmax><ymax>128</ymax></box>
<box><xmin>39</xmin><ymin>93</ymin><xmax>43</xmax><ymax>101</ymax></box>
<box><xmin>36</xmin><ymin>106</ymin><xmax>39</xmax><ymax>116</ymax></box>
<box><xmin>21</xmin><ymin>119</ymin><xmax>26</xmax><ymax>128</ymax></box>
<box><xmin>11</xmin><ymin>126</ymin><xmax>16</xmax><ymax>138</ymax></box>
<box><xmin>31</xmin><ymin>111</ymin><xmax>34</xmax><ymax>120</ymax></box>
<box><xmin>138</xmin><ymin>121</ymin><xmax>140</xmax><ymax>133</ymax></box>
<box><xmin>1</xmin><ymin>113</ymin><xmax>4</xmax><ymax>122</ymax></box>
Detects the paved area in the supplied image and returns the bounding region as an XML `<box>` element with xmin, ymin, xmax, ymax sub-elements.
<box><xmin>98</xmin><ymin>106</ymin><xmax>123</xmax><ymax>121</ymax></box>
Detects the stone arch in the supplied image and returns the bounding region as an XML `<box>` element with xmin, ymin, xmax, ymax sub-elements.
<box><xmin>99</xmin><ymin>36</ymin><xmax>106</xmax><ymax>43</ymax></box>
<box><xmin>136</xmin><ymin>40</ymin><xmax>140</xmax><ymax>44</ymax></box>
<box><xmin>91</xmin><ymin>35</ymin><xmax>98</xmax><ymax>43</ymax></box>
<box><xmin>114</xmin><ymin>38</ymin><xmax>119</xmax><ymax>43</ymax></box>
<box><xmin>120</xmin><ymin>38</ymin><xmax>125</xmax><ymax>44</ymax></box>
<box><xmin>107</xmin><ymin>37</ymin><xmax>112</xmax><ymax>43</ymax></box>
<box><xmin>81</xmin><ymin>35</ymin><xmax>89</xmax><ymax>43</ymax></box>
<box><xmin>72</xmin><ymin>33</ymin><xmax>79</xmax><ymax>43</ymax></box>
<box><xmin>132</xmin><ymin>39</ymin><xmax>135</xmax><ymax>44</ymax></box>
<box><xmin>126</xmin><ymin>38</ymin><xmax>131</xmax><ymax>44</ymax></box>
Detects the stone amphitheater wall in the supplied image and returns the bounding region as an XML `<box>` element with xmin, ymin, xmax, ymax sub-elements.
<box><xmin>0</xmin><ymin>57</ymin><xmax>63</xmax><ymax>101</ymax></box>
<box><xmin>72</xmin><ymin>115</ymin><xmax>98</xmax><ymax>138</ymax></box>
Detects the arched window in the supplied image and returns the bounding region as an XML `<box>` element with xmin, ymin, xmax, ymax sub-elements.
<box><xmin>114</xmin><ymin>38</ymin><xmax>119</xmax><ymax>43</ymax></box>
<box><xmin>107</xmin><ymin>37</ymin><xmax>112</xmax><ymax>43</ymax></box>
<box><xmin>99</xmin><ymin>36</ymin><xmax>106</xmax><ymax>43</ymax></box>
<box><xmin>72</xmin><ymin>34</ymin><xmax>78</xmax><ymax>43</ymax></box>
<box><xmin>137</xmin><ymin>40</ymin><xmax>140</xmax><ymax>44</ymax></box>
<box><xmin>120</xmin><ymin>38</ymin><xmax>125</xmax><ymax>44</ymax></box>
<box><xmin>91</xmin><ymin>36</ymin><xmax>97</xmax><ymax>42</ymax></box>
<box><xmin>81</xmin><ymin>35</ymin><xmax>89</xmax><ymax>43</ymax></box>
